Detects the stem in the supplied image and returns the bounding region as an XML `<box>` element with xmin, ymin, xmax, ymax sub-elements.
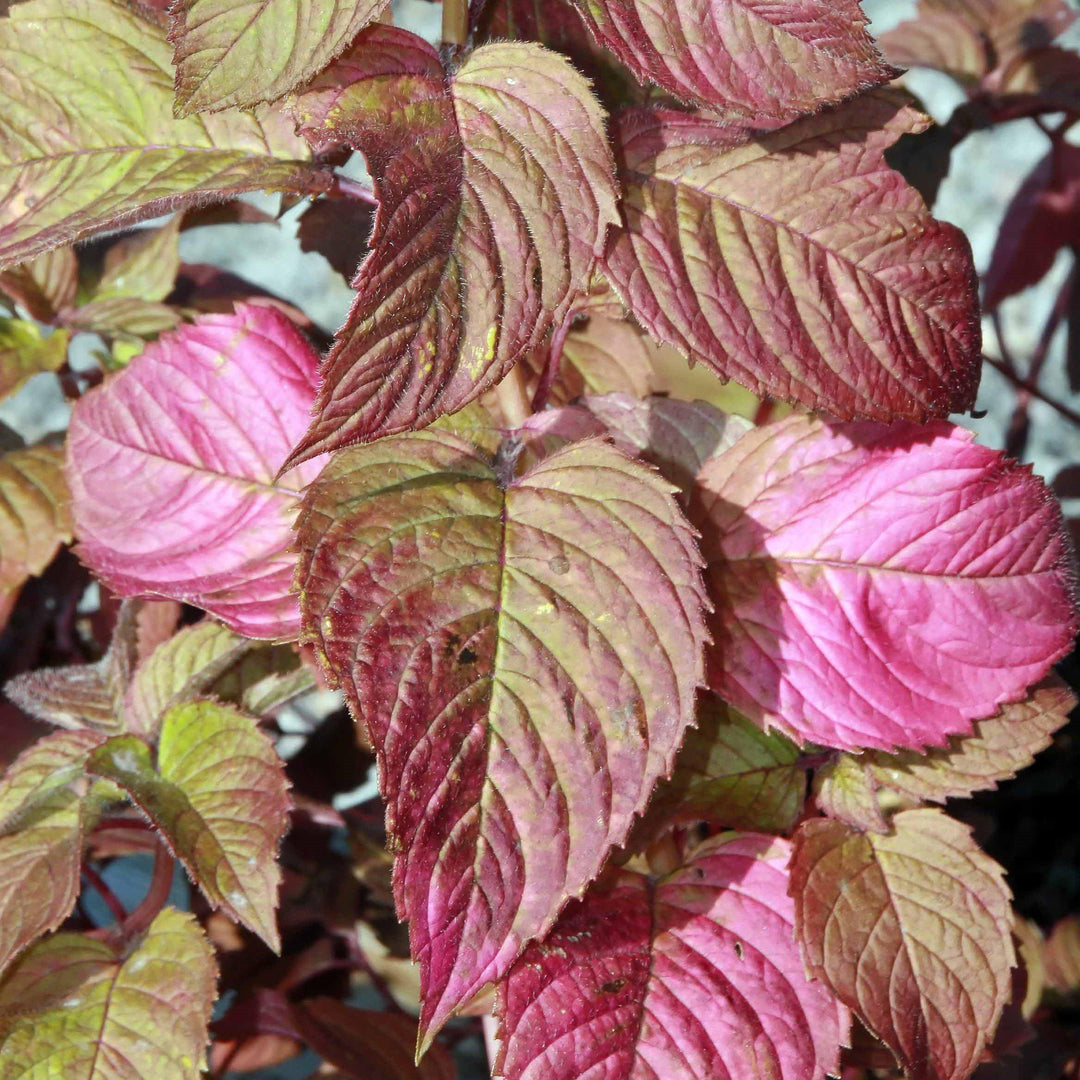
<box><xmin>493</xmin><ymin>364</ymin><xmax>531</xmax><ymax>429</ymax></box>
<box><xmin>325</xmin><ymin>174</ymin><xmax>378</xmax><ymax>206</ymax></box>
<box><xmin>442</xmin><ymin>0</ymin><xmax>468</xmax><ymax>46</ymax></box>
<box><xmin>82</xmin><ymin>863</ymin><xmax>128</xmax><ymax>926</ymax></box>
<box><xmin>531</xmin><ymin>312</ymin><xmax>575</xmax><ymax>413</ymax></box>
<box><xmin>123</xmin><ymin>839</ymin><xmax>175</xmax><ymax>938</ymax></box>
<box><xmin>983</xmin><ymin>354</ymin><xmax>1080</xmax><ymax>430</ymax></box>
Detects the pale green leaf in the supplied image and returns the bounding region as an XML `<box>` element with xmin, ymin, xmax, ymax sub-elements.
<box><xmin>0</xmin><ymin>318</ymin><xmax>68</xmax><ymax>400</ymax></box>
<box><xmin>94</xmin><ymin>217</ymin><xmax>182</xmax><ymax>304</ymax></box>
<box><xmin>170</xmin><ymin>0</ymin><xmax>391</xmax><ymax>114</ymax></box>
<box><xmin>0</xmin><ymin>0</ymin><xmax>322</xmax><ymax>268</ymax></box>
<box><xmin>86</xmin><ymin>702</ymin><xmax>290</xmax><ymax>949</ymax></box>
<box><xmin>0</xmin><ymin>907</ymin><xmax>217</xmax><ymax>1079</ymax></box>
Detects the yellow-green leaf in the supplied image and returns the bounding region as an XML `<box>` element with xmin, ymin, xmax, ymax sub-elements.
<box><xmin>0</xmin><ymin>907</ymin><xmax>217</xmax><ymax>1080</ymax></box>
<box><xmin>0</xmin><ymin>0</ymin><xmax>322</xmax><ymax>268</ymax></box>
<box><xmin>0</xmin><ymin>318</ymin><xmax>68</xmax><ymax>401</ymax></box>
<box><xmin>86</xmin><ymin>702</ymin><xmax>290</xmax><ymax>949</ymax></box>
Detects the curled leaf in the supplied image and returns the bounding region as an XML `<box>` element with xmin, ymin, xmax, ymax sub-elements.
<box><xmin>66</xmin><ymin>305</ymin><xmax>326</xmax><ymax>639</ymax></box>
<box><xmin>283</xmin><ymin>26</ymin><xmax>618</xmax><ymax>463</ymax></box>
<box><xmin>295</xmin><ymin>430</ymin><xmax>707</xmax><ymax>1040</ymax></box>
<box><xmin>696</xmin><ymin>415</ymin><xmax>1077</xmax><ymax>752</ymax></box>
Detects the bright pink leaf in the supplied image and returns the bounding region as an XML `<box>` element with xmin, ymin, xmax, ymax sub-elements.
<box><xmin>497</xmin><ymin>832</ymin><xmax>846</xmax><ymax>1080</ymax></box>
<box><xmin>294</xmin><ymin>431</ymin><xmax>707</xmax><ymax>1042</ymax></box>
<box><xmin>282</xmin><ymin>26</ymin><xmax>618</xmax><ymax>464</ymax></box>
<box><xmin>66</xmin><ymin>305</ymin><xmax>326</xmax><ymax>639</ymax></box>
<box><xmin>564</xmin><ymin>0</ymin><xmax>892</xmax><ymax>123</ymax></box>
<box><xmin>695</xmin><ymin>415</ymin><xmax>1077</xmax><ymax>752</ymax></box>
<box><xmin>603</xmin><ymin>91</ymin><xmax>982</xmax><ymax>423</ymax></box>
<box><xmin>790</xmin><ymin>809</ymin><xmax>1015</xmax><ymax>1080</ymax></box>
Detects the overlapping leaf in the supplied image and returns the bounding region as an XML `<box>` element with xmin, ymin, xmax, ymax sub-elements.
<box><xmin>282</xmin><ymin>26</ymin><xmax>618</xmax><ymax>464</ymax></box>
<box><xmin>0</xmin><ymin>0</ymin><xmax>322</xmax><ymax>268</ymax></box>
<box><xmin>294</xmin><ymin>430</ymin><xmax>707</xmax><ymax>1040</ymax></box>
<box><xmin>817</xmin><ymin>677</ymin><xmax>1075</xmax><ymax>821</ymax></box>
<box><xmin>66</xmin><ymin>305</ymin><xmax>326</xmax><ymax>639</ymax></box>
<box><xmin>695</xmin><ymin>415</ymin><xmax>1077</xmax><ymax>752</ymax></box>
<box><xmin>642</xmin><ymin>693</ymin><xmax>805</xmax><ymax>834</ymax></box>
<box><xmin>604</xmin><ymin>91</ymin><xmax>982</xmax><ymax>423</ymax></box>
<box><xmin>0</xmin><ymin>907</ymin><xmax>217</xmax><ymax>1080</ymax></box>
<box><xmin>0</xmin><ymin>247</ymin><xmax>78</xmax><ymax>324</ymax></box>
<box><xmin>790</xmin><ymin>809</ymin><xmax>1015</xmax><ymax>1080</ymax></box>
<box><xmin>0</xmin><ymin>318</ymin><xmax>67</xmax><ymax>400</ymax></box>
<box><xmin>564</xmin><ymin>0</ymin><xmax>891</xmax><ymax>123</ymax></box>
<box><xmin>1045</xmin><ymin>915</ymin><xmax>1080</xmax><ymax>993</ymax></box>
<box><xmin>0</xmin><ymin>444</ymin><xmax>72</xmax><ymax>623</ymax></box>
<box><xmin>169</xmin><ymin>0</ymin><xmax>389</xmax><ymax>114</ymax></box>
<box><xmin>86</xmin><ymin>701</ymin><xmax>290</xmax><ymax>949</ymax></box>
<box><xmin>497</xmin><ymin>832</ymin><xmax>845</xmax><ymax>1080</ymax></box>
<box><xmin>0</xmin><ymin>730</ymin><xmax>103</xmax><ymax>977</ymax></box>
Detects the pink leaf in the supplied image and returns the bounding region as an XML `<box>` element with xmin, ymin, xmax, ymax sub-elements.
<box><xmin>66</xmin><ymin>305</ymin><xmax>326</xmax><ymax>639</ymax></box>
<box><xmin>497</xmin><ymin>832</ymin><xmax>846</xmax><ymax>1080</ymax></box>
<box><xmin>603</xmin><ymin>91</ymin><xmax>982</xmax><ymax>423</ymax></box>
<box><xmin>294</xmin><ymin>431</ymin><xmax>707</xmax><ymax>1042</ymax></box>
<box><xmin>282</xmin><ymin>26</ymin><xmax>618</xmax><ymax>464</ymax></box>
<box><xmin>564</xmin><ymin>0</ymin><xmax>892</xmax><ymax>124</ymax></box>
<box><xmin>695</xmin><ymin>415</ymin><xmax>1077</xmax><ymax>752</ymax></box>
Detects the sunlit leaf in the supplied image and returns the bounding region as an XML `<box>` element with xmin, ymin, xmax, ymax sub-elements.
<box><xmin>565</xmin><ymin>0</ymin><xmax>892</xmax><ymax>123</ymax></box>
<box><xmin>0</xmin><ymin>444</ymin><xmax>72</xmax><ymax>623</ymax></box>
<box><xmin>0</xmin><ymin>247</ymin><xmax>78</xmax><ymax>323</ymax></box>
<box><xmin>294</xmin><ymin>430</ymin><xmax>707</xmax><ymax>1040</ymax></box>
<box><xmin>86</xmin><ymin>701</ymin><xmax>289</xmax><ymax>949</ymax></box>
<box><xmin>169</xmin><ymin>0</ymin><xmax>389</xmax><ymax>114</ymax></box>
<box><xmin>0</xmin><ymin>730</ymin><xmax>102</xmax><ymax>977</ymax></box>
<box><xmin>282</xmin><ymin>26</ymin><xmax>618</xmax><ymax>464</ymax></box>
<box><xmin>0</xmin><ymin>318</ymin><xmax>68</xmax><ymax>401</ymax></box>
<box><xmin>791</xmin><ymin>808</ymin><xmax>1015</xmax><ymax>1080</ymax></box>
<box><xmin>498</xmin><ymin>832</ymin><xmax>846</xmax><ymax>1080</ymax></box>
<box><xmin>812</xmin><ymin>752</ymin><xmax>888</xmax><ymax>833</ymax></box>
<box><xmin>642</xmin><ymin>693</ymin><xmax>805</xmax><ymax>834</ymax></box>
<box><xmin>123</xmin><ymin>620</ymin><xmax>253</xmax><ymax>736</ymax></box>
<box><xmin>0</xmin><ymin>0</ymin><xmax>323</xmax><ymax>268</ymax></box>
<box><xmin>67</xmin><ymin>305</ymin><xmax>326</xmax><ymax>639</ymax></box>
<box><xmin>604</xmin><ymin>91</ymin><xmax>982</xmax><ymax>423</ymax></box>
<box><xmin>695</xmin><ymin>415</ymin><xmax>1077</xmax><ymax>752</ymax></box>
<box><xmin>0</xmin><ymin>907</ymin><xmax>217</xmax><ymax>1080</ymax></box>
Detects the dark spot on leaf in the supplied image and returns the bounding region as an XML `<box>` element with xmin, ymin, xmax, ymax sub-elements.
<box><xmin>693</xmin><ymin>867</ymin><xmax>705</xmax><ymax>879</ymax></box>
<box><xmin>734</xmin><ymin>941</ymin><xmax>743</xmax><ymax>960</ymax></box>
<box><xmin>531</xmin><ymin>262</ymin><xmax>542</xmax><ymax>292</ymax></box>
<box><xmin>444</xmin><ymin>633</ymin><xmax>461</xmax><ymax>657</ymax></box>
<box><xmin>458</xmin><ymin>647</ymin><xmax>478</xmax><ymax>664</ymax></box>
<box><xmin>599</xmin><ymin>979</ymin><xmax>626</xmax><ymax>994</ymax></box>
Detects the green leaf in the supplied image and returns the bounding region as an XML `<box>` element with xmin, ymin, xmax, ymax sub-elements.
<box><xmin>641</xmin><ymin>694</ymin><xmax>805</xmax><ymax>835</ymax></box>
<box><xmin>94</xmin><ymin>218</ymin><xmax>183</xmax><ymax>304</ymax></box>
<box><xmin>169</xmin><ymin>0</ymin><xmax>391</xmax><ymax>114</ymax></box>
<box><xmin>206</xmin><ymin>644</ymin><xmax>316</xmax><ymax>717</ymax></box>
<box><xmin>0</xmin><ymin>318</ymin><xmax>68</xmax><ymax>401</ymax></box>
<box><xmin>0</xmin><ymin>247</ymin><xmax>78</xmax><ymax>323</ymax></box>
<box><xmin>86</xmin><ymin>702</ymin><xmax>290</xmax><ymax>949</ymax></box>
<box><xmin>0</xmin><ymin>0</ymin><xmax>323</xmax><ymax>268</ymax></box>
<box><xmin>0</xmin><ymin>730</ymin><xmax>103</xmax><ymax>978</ymax></box>
<box><xmin>0</xmin><ymin>907</ymin><xmax>217</xmax><ymax>1079</ymax></box>
<box><xmin>813</xmin><ymin>751</ymin><xmax>889</xmax><ymax>833</ymax></box>
<box><xmin>0</xmin><ymin>444</ymin><xmax>72</xmax><ymax>624</ymax></box>
<box><xmin>123</xmin><ymin>620</ymin><xmax>254</xmax><ymax>736</ymax></box>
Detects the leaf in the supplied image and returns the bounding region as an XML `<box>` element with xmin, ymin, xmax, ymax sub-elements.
<box><xmin>564</xmin><ymin>0</ymin><xmax>892</xmax><ymax>123</ymax></box>
<box><xmin>96</xmin><ymin>218</ymin><xmax>183</xmax><ymax>304</ymax></box>
<box><xmin>292</xmin><ymin>997</ymin><xmax>457</xmax><ymax>1080</ymax></box>
<box><xmin>790</xmin><ymin>808</ymin><xmax>1015</xmax><ymax>1080</ymax></box>
<box><xmin>812</xmin><ymin>752</ymin><xmax>888</xmax><ymax>833</ymax></box>
<box><xmin>0</xmin><ymin>318</ymin><xmax>68</xmax><ymax>400</ymax></box>
<box><xmin>0</xmin><ymin>907</ymin><xmax>217</xmax><ymax>1080</ymax></box>
<box><xmin>642</xmin><ymin>693</ymin><xmax>805</xmax><ymax>834</ymax></box>
<box><xmin>5</xmin><ymin>599</ymin><xmax>181</xmax><ymax>734</ymax></box>
<box><xmin>0</xmin><ymin>444</ymin><xmax>72</xmax><ymax>622</ymax></box>
<box><xmin>207</xmin><ymin>644</ymin><xmax>315</xmax><ymax>717</ymax></box>
<box><xmin>169</xmin><ymin>0</ymin><xmax>390</xmax><ymax>114</ymax></box>
<box><xmin>86</xmin><ymin>701</ymin><xmax>289</xmax><ymax>949</ymax></box>
<box><xmin>0</xmin><ymin>730</ymin><xmax>103</xmax><ymax>978</ymax></box>
<box><xmin>603</xmin><ymin>91</ymin><xmax>982</xmax><ymax>423</ymax></box>
<box><xmin>64</xmin><ymin>297</ymin><xmax>182</xmax><ymax>339</ymax></box>
<box><xmin>992</xmin><ymin>44</ymin><xmax>1080</xmax><ymax>118</ymax></box>
<box><xmin>578</xmin><ymin>393</ymin><xmax>751</xmax><ymax>496</ymax></box>
<box><xmin>66</xmin><ymin>305</ymin><xmax>326</xmax><ymax>639</ymax></box>
<box><xmin>282</xmin><ymin>26</ymin><xmax>619</xmax><ymax>464</ymax></box>
<box><xmin>695</xmin><ymin>415</ymin><xmax>1077</xmax><ymax>752</ymax></box>
<box><xmin>0</xmin><ymin>0</ymin><xmax>323</xmax><ymax>269</ymax></box>
<box><xmin>846</xmin><ymin>676</ymin><xmax>1075</xmax><ymax>806</ymax></box>
<box><xmin>0</xmin><ymin>247</ymin><xmax>78</xmax><ymax>323</ymax></box>
<box><xmin>295</xmin><ymin>198</ymin><xmax>375</xmax><ymax>281</ymax></box>
<box><xmin>497</xmin><ymin>832</ymin><xmax>846</xmax><ymax>1080</ymax></box>
<box><xmin>1044</xmin><ymin>914</ymin><xmax>1080</xmax><ymax>993</ymax></box>
<box><xmin>294</xmin><ymin>430</ymin><xmax>707</xmax><ymax>1040</ymax></box>
<box><xmin>123</xmin><ymin>620</ymin><xmax>254</xmax><ymax>736</ymax></box>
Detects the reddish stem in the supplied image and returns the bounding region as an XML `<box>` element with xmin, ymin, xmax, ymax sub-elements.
<box><xmin>325</xmin><ymin>174</ymin><xmax>378</xmax><ymax>206</ymax></box>
<box><xmin>122</xmin><ymin>839</ymin><xmax>175</xmax><ymax>938</ymax></box>
<box><xmin>82</xmin><ymin>863</ymin><xmax>128</xmax><ymax>926</ymax></box>
<box><xmin>531</xmin><ymin>311</ymin><xmax>576</xmax><ymax>413</ymax></box>
<box><xmin>984</xmin><ymin>354</ymin><xmax>1080</xmax><ymax>430</ymax></box>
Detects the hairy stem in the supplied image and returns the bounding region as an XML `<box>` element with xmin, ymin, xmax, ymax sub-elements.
<box><xmin>82</xmin><ymin>863</ymin><xmax>128</xmax><ymax>925</ymax></box>
<box><xmin>442</xmin><ymin>0</ymin><xmax>469</xmax><ymax>46</ymax></box>
<box><xmin>531</xmin><ymin>312</ymin><xmax>576</xmax><ymax>413</ymax></box>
